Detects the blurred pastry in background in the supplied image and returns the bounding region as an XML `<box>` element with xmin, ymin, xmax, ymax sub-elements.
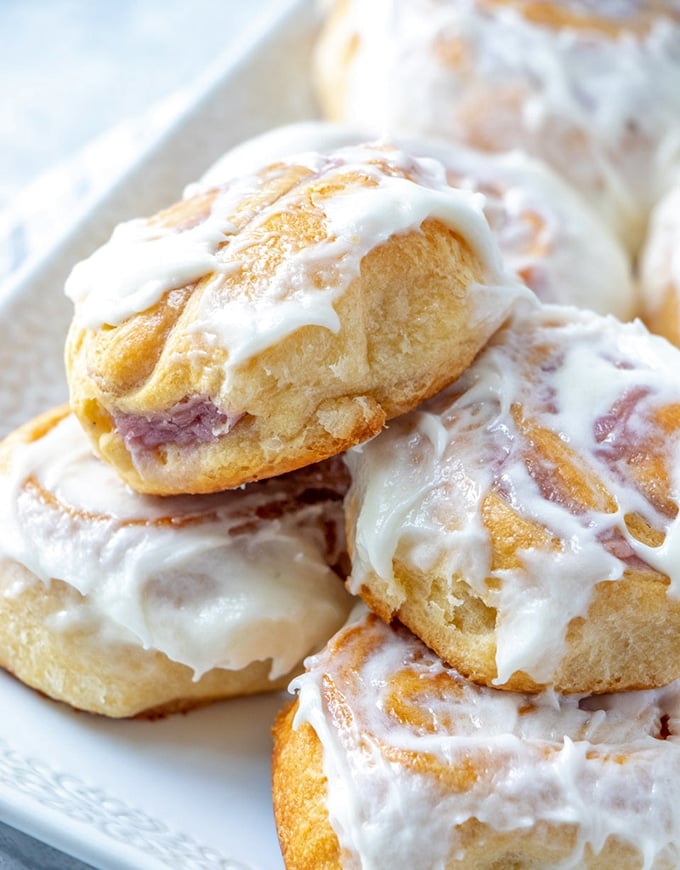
<box><xmin>639</xmin><ymin>182</ymin><xmax>680</xmax><ymax>347</ymax></box>
<box><xmin>314</xmin><ymin>0</ymin><xmax>680</xmax><ymax>254</ymax></box>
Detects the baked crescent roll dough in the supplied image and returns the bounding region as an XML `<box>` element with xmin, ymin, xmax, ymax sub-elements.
<box><xmin>65</xmin><ymin>142</ymin><xmax>528</xmax><ymax>495</ymax></box>
<box><xmin>0</xmin><ymin>406</ymin><xmax>353</xmax><ymax>717</ymax></box>
<box><xmin>273</xmin><ymin>609</ymin><xmax>680</xmax><ymax>869</ymax></box>
<box><xmin>198</xmin><ymin>122</ymin><xmax>637</xmax><ymax>320</ymax></box>
<box><xmin>345</xmin><ymin>305</ymin><xmax>680</xmax><ymax>695</ymax></box>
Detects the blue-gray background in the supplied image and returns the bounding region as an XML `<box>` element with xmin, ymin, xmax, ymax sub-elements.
<box><xmin>1</xmin><ymin>0</ymin><xmax>274</xmax><ymax>210</ymax></box>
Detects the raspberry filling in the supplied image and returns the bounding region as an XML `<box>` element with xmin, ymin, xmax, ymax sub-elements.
<box><xmin>115</xmin><ymin>396</ymin><xmax>242</xmax><ymax>452</ymax></box>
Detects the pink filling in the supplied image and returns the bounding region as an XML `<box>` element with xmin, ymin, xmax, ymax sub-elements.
<box><xmin>593</xmin><ymin>386</ymin><xmax>651</xmax><ymax>456</ymax></box>
<box><xmin>598</xmin><ymin>526</ymin><xmax>653</xmax><ymax>570</ymax></box>
<box><xmin>115</xmin><ymin>396</ymin><xmax>242</xmax><ymax>452</ymax></box>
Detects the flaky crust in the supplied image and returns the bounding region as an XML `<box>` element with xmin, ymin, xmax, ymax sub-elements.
<box><xmin>272</xmin><ymin>704</ymin><xmax>344</xmax><ymax>870</ymax></box>
<box><xmin>65</xmin><ymin>147</ymin><xmax>518</xmax><ymax>494</ymax></box>
<box><xmin>346</xmin><ymin>540</ymin><xmax>680</xmax><ymax>696</ymax></box>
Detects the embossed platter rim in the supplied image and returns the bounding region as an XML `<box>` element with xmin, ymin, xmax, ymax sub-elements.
<box><xmin>0</xmin><ymin>0</ymin><xmax>318</xmax><ymax>866</ymax></box>
<box><xmin>0</xmin><ymin>669</ymin><xmax>289</xmax><ymax>869</ymax></box>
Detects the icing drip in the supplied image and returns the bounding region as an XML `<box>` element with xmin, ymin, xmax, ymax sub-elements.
<box><xmin>346</xmin><ymin>306</ymin><xmax>680</xmax><ymax>684</ymax></box>
<box><xmin>65</xmin><ymin>143</ymin><xmax>526</xmax><ymax>373</ymax></box>
<box><xmin>196</xmin><ymin>124</ymin><xmax>635</xmax><ymax>318</ymax></box>
<box><xmin>292</xmin><ymin>608</ymin><xmax>680</xmax><ymax>869</ymax></box>
<box><xmin>0</xmin><ymin>414</ymin><xmax>353</xmax><ymax>678</ymax></box>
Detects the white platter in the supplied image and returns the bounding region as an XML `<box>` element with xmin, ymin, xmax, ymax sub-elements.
<box><xmin>0</xmin><ymin>1</ymin><xmax>320</xmax><ymax>867</ymax></box>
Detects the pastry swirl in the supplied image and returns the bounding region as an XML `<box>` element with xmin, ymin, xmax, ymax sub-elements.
<box><xmin>0</xmin><ymin>406</ymin><xmax>353</xmax><ymax>717</ymax></box>
<box><xmin>345</xmin><ymin>305</ymin><xmax>680</xmax><ymax>694</ymax></box>
<box><xmin>273</xmin><ymin>608</ymin><xmax>680</xmax><ymax>869</ymax></box>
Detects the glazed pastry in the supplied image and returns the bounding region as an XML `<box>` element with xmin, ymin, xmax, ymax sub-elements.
<box><xmin>314</xmin><ymin>0</ymin><xmax>680</xmax><ymax>253</ymax></box>
<box><xmin>639</xmin><ymin>183</ymin><xmax>680</xmax><ymax>346</ymax></box>
<box><xmin>65</xmin><ymin>142</ymin><xmax>529</xmax><ymax>495</ymax></box>
<box><xmin>0</xmin><ymin>406</ymin><xmax>353</xmax><ymax>717</ymax></box>
<box><xmin>273</xmin><ymin>607</ymin><xmax>680</xmax><ymax>869</ymax></box>
<box><xmin>344</xmin><ymin>305</ymin><xmax>680</xmax><ymax>695</ymax></box>
<box><xmin>408</xmin><ymin>137</ymin><xmax>637</xmax><ymax>317</ymax></box>
<box><xmin>197</xmin><ymin>122</ymin><xmax>637</xmax><ymax>319</ymax></box>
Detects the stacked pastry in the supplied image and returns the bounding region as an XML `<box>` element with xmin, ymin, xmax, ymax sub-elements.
<box><xmin>0</xmin><ymin>5</ymin><xmax>678</xmax><ymax>859</ymax></box>
<box><xmin>0</xmin><ymin>408</ymin><xmax>352</xmax><ymax>717</ymax></box>
<box><xmin>273</xmin><ymin>305</ymin><xmax>680</xmax><ymax>868</ymax></box>
<box><xmin>0</xmin><ymin>140</ymin><xmax>531</xmax><ymax>717</ymax></box>
<box><xmin>268</xmin><ymin>1</ymin><xmax>680</xmax><ymax>866</ymax></box>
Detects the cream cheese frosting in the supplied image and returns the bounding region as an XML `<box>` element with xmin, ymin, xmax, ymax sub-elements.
<box><xmin>291</xmin><ymin>607</ymin><xmax>680</xmax><ymax>869</ymax></box>
<box><xmin>416</xmin><ymin>142</ymin><xmax>636</xmax><ymax>318</ymax></box>
<box><xmin>345</xmin><ymin>305</ymin><xmax>680</xmax><ymax>685</ymax></box>
<box><xmin>65</xmin><ymin>143</ymin><xmax>515</xmax><ymax>374</ymax></box>
<box><xmin>194</xmin><ymin>123</ymin><xmax>636</xmax><ymax>319</ymax></box>
<box><xmin>0</xmin><ymin>413</ymin><xmax>353</xmax><ymax>678</ymax></box>
<box><xmin>315</xmin><ymin>0</ymin><xmax>680</xmax><ymax>251</ymax></box>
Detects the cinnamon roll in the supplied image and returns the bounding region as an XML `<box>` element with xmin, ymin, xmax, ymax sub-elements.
<box><xmin>344</xmin><ymin>305</ymin><xmax>680</xmax><ymax>695</ymax></box>
<box><xmin>273</xmin><ymin>607</ymin><xmax>680</xmax><ymax>869</ymax></box>
<box><xmin>0</xmin><ymin>406</ymin><xmax>353</xmax><ymax>717</ymax></box>
<box><xmin>314</xmin><ymin>0</ymin><xmax>680</xmax><ymax>253</ymax></box>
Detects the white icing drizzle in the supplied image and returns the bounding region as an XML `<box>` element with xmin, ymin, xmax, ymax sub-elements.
<box><xmin>346</xmin><ymin>305</ymin><xmax>680</xmax><ymax>685</ymax></box>
<box><xmin>639</xmin><ymin>183</ymin><xmax>680</xmax><ymax>318</ymax></box>
<box><xmin>423</xmin><ymin>144</ymin><xmax>636</xmax><ymax>318</ymax></box>
<box><xmin>64</xmin><ymin>172</ymin><xmax>264</xmax><ymax>329</ymax></box>
<box><xmin>0</xmin><ymin>414</ymin><xmax>353</xmax><ymax>679</ymax></box>
<box><xmin>318</xmin><ymin>0</ymin><xmax>680</xmax><ymax>250</ymax></box>
<box><xmin>65</xmin><ymin>143</ymin><xmax>526</xmax><ymax>371</ymax></box>
<box><xmin>291</xmin><ymin>608</ymin><xmax>680</xmax><ymax>869</ymax></box>
<box><xmin>194</xmin><ymin>151</ymin><xmax>515</xmax><ymax>367</ymax></box>
<box><xmin>194</xmin><ymin>123</ymin><xmax>635</xmax><ymax>318</ymax></box>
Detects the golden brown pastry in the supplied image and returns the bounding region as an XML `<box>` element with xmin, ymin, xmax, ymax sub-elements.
<box><xmin>0</xmin><ymin>406</ymin><xmax>353</xmax><ymax>717</ymax></box>
<box><xmin>64</xmin><ymin>142</ymin><xmax>529</xmax><ymax>495</ymax></box>
<box><xmin>273</xmin><ymin>608</ymin><xmax>680</xmax><ymax>869</ymax></box>
<box><xmin>344</xmin><ymin>305</ymin><xmax>680</xmax><ymax>695</ymax></box>
<box><xmin>314</xmin><ymin>0</ymin><xmax>680</xmax><ymax>253</ymax></box>
<box><xmin>198</xmin><ymin>122</ymin><xmax>637</xmax><ymax>320</ymax></box>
